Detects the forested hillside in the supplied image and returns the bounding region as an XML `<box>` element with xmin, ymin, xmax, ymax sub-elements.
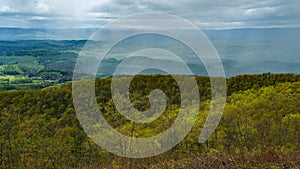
<box><xmin>0</xmin><ymin>74</ymin><xmax>299</xmax><ymax>168</ymax></box>
<box><xmin>1</xmin><ymin>39</ymin><xmax>299</xmax><ymax>91</ymax></box>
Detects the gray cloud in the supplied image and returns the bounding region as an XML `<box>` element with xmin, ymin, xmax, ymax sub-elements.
<box><xmin>0</xmin><ymin>0</ymin><xmax>299</xmax><ymax>29</ymax></box>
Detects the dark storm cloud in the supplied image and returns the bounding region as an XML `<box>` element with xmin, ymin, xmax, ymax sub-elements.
<box><xmin>0</xmin><ymin>0</ymin><xmax>299</xmax><ymax>29</ymax></box>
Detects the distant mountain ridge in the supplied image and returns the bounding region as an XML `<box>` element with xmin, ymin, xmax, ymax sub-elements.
<box><xmin>0</xmin><ymin>28</ymin><xmax>98</xmax><ymax>40</ymax></box>
<box><xmin>1</xmin><ymin>27</ymin><xmax>299</xmax><ymax>40</ymax></box>
<box><xmin>0</xmin><ymin>28</ymin><xmax>299</xmax><ymax>76</ymax></box>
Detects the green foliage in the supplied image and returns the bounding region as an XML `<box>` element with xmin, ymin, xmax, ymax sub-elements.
<box><xmin>0</xmin><ymin>74</ymin><xmax>299</xmax><ymax>168</ymax></box>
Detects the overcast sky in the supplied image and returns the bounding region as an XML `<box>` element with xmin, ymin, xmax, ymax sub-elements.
<box><xmin>0</xmin><ymin>0</ymin><xmax>299</xmax><ymax>29</ymax></box>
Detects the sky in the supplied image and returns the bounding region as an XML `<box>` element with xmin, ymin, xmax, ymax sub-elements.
<box><xmin>0</xmin><ymin>0</ymin><xmax>299</xmax><ymax>29</ymax></box>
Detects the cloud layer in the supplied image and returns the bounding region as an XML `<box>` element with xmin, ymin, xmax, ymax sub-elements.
<box><xmin>0</xmin><ymin>0</ymin><xmax>299</xmax><ymax>29</ymax></box>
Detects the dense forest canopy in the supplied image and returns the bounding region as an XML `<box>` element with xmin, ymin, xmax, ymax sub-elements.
<box><xmin>0</xmin><ymin>73</ymin><xmax>299</xmax><ymax>168</ymax></box>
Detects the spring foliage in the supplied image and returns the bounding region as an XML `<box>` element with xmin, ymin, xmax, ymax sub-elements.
<box><xmin>0</xmin><ymin>73</ymin><xmax>299</xmax><ymax>168</ymax></box>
